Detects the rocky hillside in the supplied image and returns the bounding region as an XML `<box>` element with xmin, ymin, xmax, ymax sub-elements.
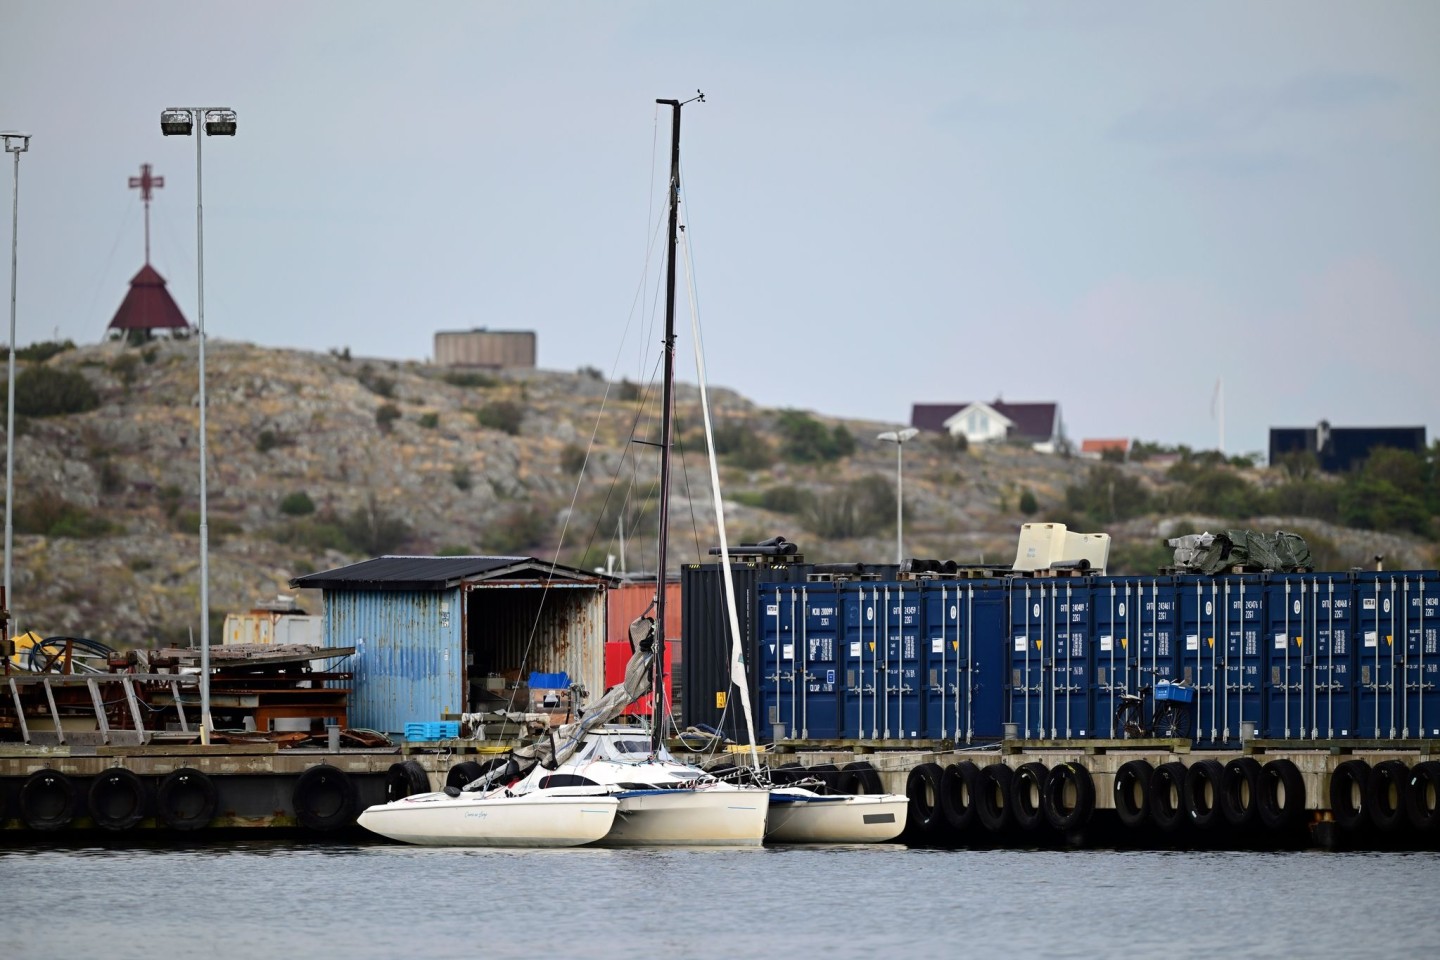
<box><xmin>6</xmin><ymin>339</ymin><xmax>1436</xmax><ymax>646</ymax></box>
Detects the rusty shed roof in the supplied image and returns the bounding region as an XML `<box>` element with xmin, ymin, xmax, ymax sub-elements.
<box><xmin>289</xmin><ymin>555</ymin><xmax>617</xmax><ymax>592</ymax></box>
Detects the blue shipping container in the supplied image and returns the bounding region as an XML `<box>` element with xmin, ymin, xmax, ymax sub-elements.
<box><xmin>757</xmin><ymin>584</ymin><xmax>840</xmax><ymax>741</ymax></box>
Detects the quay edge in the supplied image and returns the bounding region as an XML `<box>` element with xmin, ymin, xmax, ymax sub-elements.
<box><xmin>4</xmin><ymin>738</ymin><xmax>1438</xmax><ymax>852</ymax></box>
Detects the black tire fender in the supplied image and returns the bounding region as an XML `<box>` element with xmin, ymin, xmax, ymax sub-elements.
<box><xmin>445</xmin><ymin>760</ymin><xmax>487</xmax><ymax>791</ymax></box>
<box><xmin>837</xmin><ymin>760</ymin><xmax>884</xmax><ymax>795</ymax></box>
<box><xmin>939</xmin><ymin>761</ymin><xmax>981</xmax><ymax>833</ymax></box>
<box><xmin>808</xmin><ymin>763</ymin><xmax>841</xmax><ymax>795</ymax></box>
<box><xmin>1113</xmin><ymin>759</ymin><xmax>1154</xmax><ymax>830</ymax></box>
<box><xmin>1405</xmin><ymin>760</ymin><xmax>1440</xmax><ymax>833</ymax></box>
<box><xmin>904</xmin><ymin>762</ymin><xmax>947</xmax><ymax>842</ymax></box>
<box><xmin>19</xmin><ymin>768</ymin><xmax>75</xmax><ymax>832</ymax></box>
<box><xmin>975</xmin><ymin>763</ymin><xmax>1013</xmax><ymax>833</ymax></box>
<box><xmin>1149</xmin><ymin>762</ymin><xmax>1188</xmax><ymax>833</ymax></box>
<box><xmin>1220</xmin><ymin>757</ymin><xmax>1262</xmax><ymax>829</ymax></box>
<box><xmin>1258</xmin><ymin>758</ymin><xmax>1306</xmax><ymax>831</ymax></box>
<box><xmin>771</xmin><ymin>762</ymin><xmax>806</xmax><ymax>786</ymax></box>
<box><xmin>292</xmin><ymin>764</ymin><xmax>358</xmax><ymax>833</ymax></box>
<box><xmin>157</xmin><ymin>767</ymin><xmax>218</xmax><ymax>831</ymax></box>
<box><xmin>1183</xmin><ymin>759</ymin><xmax>1226</xmax><ymax>830</ymax></box>
<box><xmin>1010</xmin><ymin>761</ymin><xmax>1049</xmax><ymax>833</ymax></box>
<box><xmin>88</xmin><ymin>767</ymin><xmax>149</xmax><ymax>832</ymax></box>
<box><xmin>1328</xmin><ymin>759</ymin><xmax>1370</xmax><ymax>832</ymax></box>
<box><xmin>385</xmin><ymin>760</ymin><xmax>431</xmax><ymax>801</ymax></box>
<box><xmin>1366</xmin><ymin>759</ymin><xmax>1410</xmax><ymax>833</ymax></box>
<box><xmin>1042</xmin><ymin>762</ymin><xmax>1095</xmax><ymax>833</ymax></box>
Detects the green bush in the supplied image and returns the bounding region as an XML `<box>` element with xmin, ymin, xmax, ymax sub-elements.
<box><xmin>256</xmin><ymin>429</ymin><xmax>279</xmax><ymax>453</ymax></box>
<box><xmin>269</xmin><ymin>516</ymin><xmax>353</xmax><ymax>554</ymax></box>
<box><xmin>174</xmin><ymin>510</ymin><xmax>243</xmax><ymax>542</ymax></box>
<box><xmin>15</xmin><ymin>340</ymin><xmax>75</xmax><ymax>363</ymax></box>
<box><xmin>419</xmin><ymin>412</ymin><xmax>440</xmax><ymax>429</ymax></box>
<box><xmin>560</xmin><ymin>444</ymin><xmax>587</xmax><ymax>475</ymax></box>
<box><xmin>617</xmin><ymin>379</ymin><xmax>643</xmax><ymax>402</ymax></box>
<box><xmin>342</xmin><ymin>500</ymin><xmax>413</xmax><ymax>555</ymax></box>
<box><xmin>801</xmin><ymin>475</ymin><xmax>893</xmax><ymax>539</ymax></box>
<box><xmin>14</xmin><ymin>492</ymin><xmax>117</xmax><ymax>538</ymax></box>
<box><xmin>437</xmin><ymin>544</ymin><xmax>475</xmax><ymax>557</ymax></box>
<box><xmin>1018</xmin><ymin>489</ymin><xmax>1039</xmax><ymax>516</ymax></box>
<box><xmin>376</xmin><ymin>403</ymin><xmax>401</xmax><ymax>431</ymax></box>
<box><xmin>776</xmin><ymin>411</ymin><xmax>853</xmax><ymax>463</ymax></box>
<box><xmin>159</xmin><ymin>484</ymin><xmax>183</xmax><ymax>518</ymax></box>
<box><xmin>484</xmin><ymin>504</ymin><xmax>552</xmax><ymax>555</ymax></box>
<box><xmin>1065</xmin><ymin>465</ymin><xmax>1151</xmax><ymax>524</ymax></box>
<box><xmin>475</xmin><ymin>401</ymin><xmax>523</xmax><ymax>435</ymax></box>
<box><xmin>1265</xmin><ymin>479</ymin><xmax>1340</xmax><ymax>522</ymax></box>
<box><xmin>5</xmin><ymin>366</ymin><xmax>100</xmax><ymax>417</ymax></box>
<box><xmin>1173</xmin><ymin>467</ymin><xmax>1262</xmax><ymax>517</ymax></box>
<box><xmin>108</xmin><ymin>353</ymin><xmax>140</xmax><ymax>386</ymax></box>
<box><xmin>443</xmin><ymin>370</ymin><xmax>497</xmax><ymax>389</ymax></box>
<box><xmin>761</xmin><ymin>485</ymin><xmax>813</xmax><ymax>515</ymax></box>
<box><xmin>357</xmin><ymin>364</ymin><xmax>395</xmax><ymax>398</ymax></box>
<box><xmin>712</xmin><ymin>421</ymin><xmax>773</xmax><ymax>470</ymax></box>
<box><xmin>452</xmin><ymin>464</ymin><xmax>473</xmax><ymax>491</ymax></box>
<box><xmin>280</xmin><ymin>491</ymin><xmax>316</xmax><ymax>516</ymax></box>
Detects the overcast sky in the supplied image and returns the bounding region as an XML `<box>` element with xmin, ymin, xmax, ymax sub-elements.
<box><xmin>2</xmin><ymin>1</ymin><xmax>1436</xmax><ymax>459</ymax></box>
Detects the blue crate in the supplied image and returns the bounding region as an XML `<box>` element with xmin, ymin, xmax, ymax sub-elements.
<box><xmin>1154</xmin><ymin>682</ymin><xmax>1196</xmax><ymax>705</ymax></box>
<box><xmin>405</xmin><ymin>720</ymin><xmax>460</xmax><ymax>742</ymax></box>
<box><xmin>528</xmin><ymin>671</ymin><xmax>570</xmax><ymax>690</ymax></box>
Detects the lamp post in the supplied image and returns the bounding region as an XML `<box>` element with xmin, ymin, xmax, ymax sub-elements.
<box><xmin>877</xmin><ymin>428</ymin><xmax>919</xmax><ymax>566</ymax></box>
<box><xmin>3</xmin><ymin>131</ymin><xmax>30</xmax><ymax>628</ymax></box>
<box><xmin>161</xmin><ymin>108</ymin><xmax>236</xmax><ymax>743</ymax></box>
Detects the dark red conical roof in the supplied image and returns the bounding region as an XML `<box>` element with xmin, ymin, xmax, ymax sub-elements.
<box><xmin>108</xmin><ymin>264</ymin><xmax>190</xmax><ymax>331</ymax></box>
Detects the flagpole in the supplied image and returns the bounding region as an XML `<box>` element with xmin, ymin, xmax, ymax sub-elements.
<box><xmin>1217</xmin><ymin>378</ymin><xmax>1225</xmax><ymax>454</ymax></box>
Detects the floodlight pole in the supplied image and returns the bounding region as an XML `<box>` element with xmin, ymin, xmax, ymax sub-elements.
<box><xmin>878</xmin><ymin>428</ymin><xmax>919</xmax><ymax>566</ymax></box>
<box><xmin>162</xmin><ymin>108</ymin><xmax>234</xmax><ymax>743</ymax></box>
<box><xmin>3</xmin><ymin>131</ymin><xmax>31</xmax><ymax>629</ymax></box>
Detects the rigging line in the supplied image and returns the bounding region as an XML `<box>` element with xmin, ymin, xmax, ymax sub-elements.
<box><xmin>565</xmin><ymin>347</ymin><xmax>667</xmax><ymax>576</ymax></box>
<box><xmin>511</xmin><ymin>118</ymin><xmax>673</xmax><ymax>722</ymax></box>
<box><xmin>680</xmin><ymin>204</ymin><xmax>760</xmax><ymax>770</ymax></box>
<box><xmin>674</xmin><ymin>417</ymin><xmax>705</xmax><ymax>565</ymax></box>
<box><xmin>84</xmin><ymin>197</ymin><xmax>139</xmax><ymax>342</ymax></box>
<box><xmin>519</xmin><ymin>200</ymin><xmax>670</xmax><ymax>698</ymax></box>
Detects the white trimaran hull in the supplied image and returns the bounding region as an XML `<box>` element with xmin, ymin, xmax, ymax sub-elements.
<box><xmin>765</xmin><ymin>787</ymin><xmax>908</xmax><ymax>844</ymax></box>
<box><xmin>357</xmin><ymin>789</ymin><xmax>618</xmax><ymax>847</ymax></box>
<box><xmin>608</xmin><ymin>786</ymin><xmax>768</xmax><ymax>846</ymax></box>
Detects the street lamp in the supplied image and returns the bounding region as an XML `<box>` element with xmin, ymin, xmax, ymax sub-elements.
<box><xmin>3</xmin><ymin>130</ymin><xmax>31</xmax><ymax>629</ymax></box>
<box><xmin>877</xmin><ymin>427</ymin><xmax>919</xmax><ymax>566</ymax></box>
<box><xmin>162</xmin><ymin>107</ymin><xmax>236</xmax><ymax>743</ymax></box>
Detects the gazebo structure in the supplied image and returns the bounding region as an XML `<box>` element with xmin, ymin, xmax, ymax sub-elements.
<box><xmin>107</xmin><ymin>163</ymin><xmax>191</xmax><ymax>340</ymax></box>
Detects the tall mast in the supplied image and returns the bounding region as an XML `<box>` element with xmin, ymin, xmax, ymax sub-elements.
<box><xmin>128</xmin><ymin>163</ymin><xmax>165</xmax><ymax>264</ymax></box>
<box><xmin>652</xmin><ymin>92</ymin><xmax>702</xmax><ymax>751</ymax></box>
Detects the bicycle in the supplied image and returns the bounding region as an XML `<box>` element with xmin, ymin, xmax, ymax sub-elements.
<box><xmin>1114</xmin><ymin>678</ymin><xmax>1194</xmax><ymax>738</ymax></box>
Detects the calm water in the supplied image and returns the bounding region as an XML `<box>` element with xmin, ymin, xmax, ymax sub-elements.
<box><xmin>5</xmin><ymin>842</ymin><xmax>1436</xmax><ymax>959</ymax></box>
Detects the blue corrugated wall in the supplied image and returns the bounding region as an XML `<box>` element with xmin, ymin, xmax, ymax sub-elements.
<box><xmin>323</xmin><ymin>588</ymin><xmax>464</xmax><ymax>735</ymax></box>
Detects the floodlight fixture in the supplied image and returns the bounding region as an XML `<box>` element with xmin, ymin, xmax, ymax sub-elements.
<box><xmin>160</xmin><ymin>108</ymin><xmax>194</xmax><ymax>136</ymax></box>
<box><xmin>204</xmin><ymin>109</ymin><xmax>237</xmax><ymax>136</ymax></box>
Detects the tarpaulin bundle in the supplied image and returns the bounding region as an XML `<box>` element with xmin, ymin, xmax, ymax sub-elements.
<box><xmin>1177</xmin><ymin>530</ymin><xmax>1313</xmax><ymax>574</ymax></box>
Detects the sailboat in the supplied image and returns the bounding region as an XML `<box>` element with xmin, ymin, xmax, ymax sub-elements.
<box><xmin>656</xmin><ymin>118</ymin><xmax>909</xmax><ymax>848</ymax></box>
<box><xmin>357</xmin><ymin>93</ymin><xmax>768</xmax><ymax>848</ymax></box>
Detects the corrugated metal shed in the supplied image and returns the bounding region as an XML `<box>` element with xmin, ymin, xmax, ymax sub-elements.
<box><xmin>290</xmin><ymin>556</ymin><xmax>617</xmax><ymax>734</ymax></box>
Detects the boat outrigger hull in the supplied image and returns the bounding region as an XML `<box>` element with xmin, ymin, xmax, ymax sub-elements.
<box><xmin>604</xmin><ymin>785</ymin><xmax>769</xmax><ymax>847</ymax></box>
<box><xmin>356</xmin><ymin>790</ymin><xmax>619</xmax><ymax>847</ymax></box>
<box><xmin>764</xmin><ymin>788</ymin><xmax>909</xmax><ymax>844</ymax></box>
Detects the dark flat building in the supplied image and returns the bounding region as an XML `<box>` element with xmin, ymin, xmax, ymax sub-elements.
<box><xmin>1269</xmin><ymin>422</ymin><xmax>1426</xmax><ymax>472</ymax></box>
